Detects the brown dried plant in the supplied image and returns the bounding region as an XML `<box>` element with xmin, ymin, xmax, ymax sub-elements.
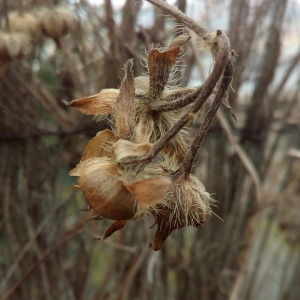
<box><xmin>64</xmin><ymin>0</ymin><xmax>233</xmax><ymax>250</ymax></box>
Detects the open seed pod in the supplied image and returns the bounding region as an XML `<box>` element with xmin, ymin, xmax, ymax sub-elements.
<box><xmin>0</xmin><ymin>32</ymin><xmax>31</xmax><ymax>62</ymax></box>
<box><xmin>9</xmin><ymin>11</ymin><xmax>40</xmax><ymax>38</ymax></box>
<box><xmin>77</xmin><ymin>157</ymin><xmax>137</xmax><ymax>220</ymax></box>
<box><xmin>70</xmin><ymin>129</ymin><xmax>171</xmax><ymax>223</ymax></box>
<box><xmin>40</xmin><ymin>7</ymin><xmax>75</xmax><ymax>41</ymax></box>
<box><xmin>69</xmin><ymin>130</ymin><xmax>137</xmax><ymax>220</ymax></box>
<box><xmin>63</xmin><ymin>89</ymin><xmax>119</xmax><ymax>116</ymax></box>
<box><xmin>150</xmin><ymin>175</ymin><xmax>213</xmax><ymax>251</ymax></box>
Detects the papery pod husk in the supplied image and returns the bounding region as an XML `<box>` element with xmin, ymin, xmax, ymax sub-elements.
<box><xmin>124</xmin><ymin>176</ymin><xmax>172</xmax><ymax>211</ymax></box>
<box><xmin>113</xmin><ymin>59</ymin><xmax>136</xmax><ymax>140</ymax></box>
<box><xmin>148</xmin><ymin>46</ymin><xmax>180</xmax><ymax>98</ymax></box>
<box><xmin>9</xmin><ymin>11</ymin><xmax>40</xmax><ymax>37</ymax></box>
<box><xmin>150</xmin><ymin>175</ymin><xmax>212</xmax><ymax>251</ymax></box>
<box><xmin>81</xmin><ymin>129</ymin><xmax>118</xmax><ymax>161</ymax></box>
<box><xmin>101</xmin><ymin>220</ymin><xmax>127</xmax><ymax>240</ymax></box>
<box><xmin>0</xmin><ymin>32</ymin><xmax>31</xmax><ymax>61</ymax></box>
<box><xmin>69</xmin><ymin>130</ymin><xmax>118</xmax><ymax>176</ymax></box>
<box><xmin>112</xmin><ymin>139</ymin><xmax>153</xmax><ymax>163</ymax></box>
<box><xmin>63</xmin><ymin>89</ymin><xmax>119</xmax><ymax>115</ymax></box>
<box><xmin>78</xmin><ymin>158</ymin><xmax>137</xmax><ymax>220</ymax></box>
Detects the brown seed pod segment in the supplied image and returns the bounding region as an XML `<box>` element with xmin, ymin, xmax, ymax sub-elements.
<box><xmin>151</xmin><ymin>175</ymin><xmax>212</xmax><ymax>250</ymax></box>
<box><xmin>148</xmin><ymin>47</ymin><xmax>180</xmax><ymax>99</ymax></box>
<box><xmin>78</xmin><ymin>158</ymin><xmax>137</xmax><ymax>220</ymax></box>
<box><xmin>63</xmin><ymin>89</ymin><xmax>119</xmax><ymax>116</ymax></box>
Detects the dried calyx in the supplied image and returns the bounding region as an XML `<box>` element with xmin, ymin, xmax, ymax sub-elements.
<box><xmin>66</xmin><ymin>27</ymin><xmax>232</xmax><ymax>250</ymax></box>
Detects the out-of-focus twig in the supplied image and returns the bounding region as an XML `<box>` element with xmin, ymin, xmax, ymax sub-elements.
<box><xmin>1</xmin><ymin>210</ymin><xmax>95</xmax><ymax>300</ymax></box>
<box><xmin>146</xmin><ymin>0</ymin><xmax>212</xmax><ymax>41</ymax></box>
<box><xmin>216</xmin><ymin>110</ymin><xmax>262</xmax><ymax>203</ymax></box>
<box><xmin>116</xmin><ymin>246</ymin><xmax>149</xmax><ymax>300</ymax></box>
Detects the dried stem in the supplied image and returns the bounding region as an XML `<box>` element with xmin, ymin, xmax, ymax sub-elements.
<box><xmin>149</xmin><ymin>86</ymin><xmax>204</xmax><ymax>112</ymax></box>
<box><xmin>1</xmin><ymin>211</ymin><xmax>95</xmax><ymax>300</ymax></box>
<box><xmin>178</xmin><ymin>59</ymin><xmax>233</xmax><ymax>178</ymax></box>
<box><xmin>216</xmin><ymin>110</ymin><xmax>262</xmax><ymax>202</ymax></box>
<box><xmin>146</xmin><ymin>0</ymin><xmax>212</xmax><ymax>41</ymax></box>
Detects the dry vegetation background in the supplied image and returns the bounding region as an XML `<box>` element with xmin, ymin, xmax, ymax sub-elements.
<box><xmin>1</xmin><ymin>0</ymin><xmax>300</xmax><ymax>299</ymax></box>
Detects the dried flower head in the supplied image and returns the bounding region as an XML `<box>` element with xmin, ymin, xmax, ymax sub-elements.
<box><xmin>9</xmin><ymin>11</ymin><xmax>40</xmax><ymax>38</ymax></box>
<box><xmin>65</xmin><ymin>13</ymin><xmax>232</xmax><ymax>249</ymax></box>
<box><xmin>40</xmin><ymin>7</ymin><xmax>75</xmax><ymax>41</ymax></box>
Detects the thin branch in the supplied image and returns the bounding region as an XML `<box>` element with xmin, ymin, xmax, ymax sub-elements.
<box><xmin>1</xmin><ymin>210</ymin><xmax>96</xmax><ymax>300</ymax></box>
<box><xmin>177</xmin><ymin>60</ymin><xmax>233</xmax><ymax>178</ymax></box>
<box><xmin>116</xmin><ymin>246</ymin><xmax>149</xmax><ymax>300</ymax></box>
<box><xmin>146</xmin><ymin>0</ymin><xmax>212</xmax><ymax>41</ymax></box>
<box><xmin>149</xmin><ymin>86</ymin><xmax>204</xmax><ymax>112</ymax></box>
<box><xmin>0</xmin><ymin>126</ymin><xmax>95</xmax><ymax>142</ymax></box>
<box><xmin>216</xmin><ymin>110</ymin><xmax>262</xmax><ymax>202</ymax></box>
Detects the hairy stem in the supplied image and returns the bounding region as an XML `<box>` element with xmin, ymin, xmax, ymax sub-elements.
<box><xmin>146</xmin><ymin>0</ymin><xmax>212</xmax><ymax>41</ymax></box>
<box><xmin>178</xmin><ymin>60</ymin><xmax>233</xmax><ymax>178</ymax></box>
<box><xmin>149</xmin><ymin>86</ymin><xmax>204</xmax><ymax>112</ymax></box>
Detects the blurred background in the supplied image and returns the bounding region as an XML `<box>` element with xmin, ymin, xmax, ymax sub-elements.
<box><xmin>0</xmin><ymin>0</ymin><xmax>299</xmax><ymax>299</ymax></box>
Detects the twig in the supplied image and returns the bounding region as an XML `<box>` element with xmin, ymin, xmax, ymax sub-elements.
<box><xmin>1</xmin><ymin>210</ymin><xmax>95</xmax><ymax>300</ymax></box>
<box><xmin>116</xmin><ymin>246</ymin><xmax>149</xmax><ymax>300</ymax></box>
<box><xmin>146</xmin><ymin>0</ymin><xmax>212</xmax><ymax>41</ymax></box>
<box><xmin>0</xmin><ymin>126</ymin><xmax>95</xmax><ymax>142</ymax></box>
<box><xmin>0</xmin><ymin>195</ymin><xmax>74</xmax><ymax>291</ymax></box>
<box><xmin>149</xmin><ymin>86</ymin><xmax>204</xmax><ymax>112</ymax></box>
<box><xmin>216</xmin><ymin>110</ymin><xmax>262</xmax><ymax>202</ymax></box>
<box><xmin>177</xmin><ymin>59</ymin><xmax>233</xmax><ymax>178</ymax></box>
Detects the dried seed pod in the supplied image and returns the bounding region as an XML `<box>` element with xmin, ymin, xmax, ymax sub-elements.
<box><xmin>150</xmin><ymin>175</ymin><xmax>213</xmax><ymax>250</ymax></box>
<box><xmin>70</xmin><ymin>131</ymin><xmax>171</xmax><ymax>222</ymax></box>
<box><xmin>9</xmin><ymin>11</ymin><xmax>40</xmax><ymax>37</ymax></box>
<box><xmin>40</xmin><ymin>7</ymin><xmax>75</xmax><ymax>41</ymax></box>
<box><xmin>78</xmin><ymin>157</ymin><xmax>137</xmax><ymax>220</ymax></box>
<box><xmin>0</xmin><ymin>32</ymin><xmax>31</xmax><ymax>62</ymax></box>
<box><xmin>112</xmin><ymin>139</ymin><xmax>153</xmax><ymax>163</ymax></box>
<box><xmin>63</xmin><ymin>89</ymin><xmax>119</xmax><ymax>116</ymax></box>
<box><xmin>112</xmin><ymin>59</ymin><xmax>136</xmax><ymax>140</ymax></box>
<box><xmin>69</xmin><ymin>129</ymin><xmax>118</xmax><ymax>176</ymax></box>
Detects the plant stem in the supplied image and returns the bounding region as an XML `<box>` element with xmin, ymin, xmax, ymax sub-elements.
<box><xmin>178</xmin><ymin>60</ymin><xmax>233</xmax><ymax>178</ymax></box>
<box><xmin>146</xmin><ymin>0</ymin><xmax>212</xmax><ymax>41</ymax></box>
